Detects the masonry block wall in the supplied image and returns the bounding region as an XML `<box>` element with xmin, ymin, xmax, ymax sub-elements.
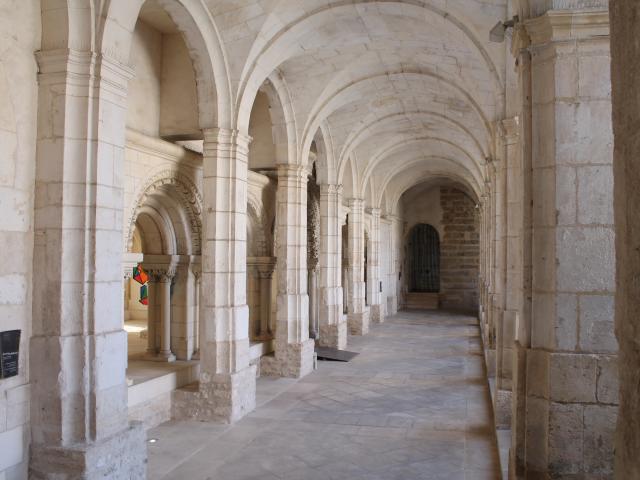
<box><xmin>0</xmin><ymin>2</ymin><xmax>40</xmax><ymax>477</ymax></box>
<box><xmin>440</xmin><ymin>188</ymin><xmax>480</xmax><ymax>311</ymax></box>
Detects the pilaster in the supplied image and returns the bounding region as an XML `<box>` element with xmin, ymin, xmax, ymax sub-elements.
<box><xmin>173</xmin><ymin>128</ymin><xmax>256</xmax><ymax>423</ymax></box>
<box><xmin>347</xmin><ymin>198</ymin><xmax>369</xmax><ymax>335</ymax></box>
<box><xmin>261</xmin><ymin>165</ymin><xmax>314</xmax><ymax>378</ymax></box>
<box><xmin>30</xmin><ymin>49</ymin><xmax>145</xmax><ymax>478</ymax></box>
<box><xmin>520</xmin><ymin>9</ymin><xmax>617</xmax><ymax>478</ymax></box>
<box><xmin>367</xmin><ymin>208</ymin><xmax>385</xmax><ymax>323</ymax></box>
<box><xmin>318</xmin><ymin>184</ymin><xmax>347</xmax><ymax>349</ymax></box>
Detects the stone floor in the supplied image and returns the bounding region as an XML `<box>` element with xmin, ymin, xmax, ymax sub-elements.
<box><xmin>147</xmin><ymin>310</ymin><xmax>501</xmax><ymax>480</ymax></box>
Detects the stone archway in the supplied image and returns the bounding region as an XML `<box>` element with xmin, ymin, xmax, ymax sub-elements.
<box><xmin>124</xmin><ymin>171</ymin><xmax>203</xmax><ymax>362</ymax></box>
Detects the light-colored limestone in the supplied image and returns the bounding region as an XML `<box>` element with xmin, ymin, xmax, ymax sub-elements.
<box><xmin>0</xmin><ymin>0</ymin><xmax>625</xmax><ymax>477</ymax></box>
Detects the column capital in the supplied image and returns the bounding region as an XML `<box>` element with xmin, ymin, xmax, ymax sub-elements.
<box><xmin>510</xmin><ymin>24</ymin><xmax>531</xmax><ymax>57</ymax></box>
<box><xmin>501</xmin><ymin>116</ymin><xmax>520</xmax><ymax>144</ymax></box>
<box><xmin>367</xmin><ymin>207</ymin><xmax>382</xmax><ymax>218</ymax></box>
<box><xmin>276</xmin><ymin>163</ymin><xmax>308</xmax><ymax>178</ymax></box>
<box><xmin>320</xmin><ymin>183</ymin><xmax>343</xmax><ymax>196</ymax></box>
<box><xmin>143</xmin><ymin>262</ymin><xmax>178</xmax><ymax>282</ymax></box>
<box><xmin>190</xmin><ymin>261</ymin><xmax>202</xmax><ymax>280</ymax></box>
<box><xmin>524</xmin><ymin>9</ymin><xmax>609</xmax><ymax>46</ymax></box>
<box><xmin>248</xmin><ymin>256</ymin><xmax>276</xmax><ymax>278</ymax></box>
<box><xmin>203</xmin><ymin>128</ymin><xmax>252</xmax><ymax>155</ymax></box>
<box><xmin>347</xmin><ymin>197</ymin><xmax>365</xmax><ymax>208</ymax></box>
<box><xmin>36</xmin><ymin>49</ymin><xmax>134</xmax><ymax>100</ymax></box>
<box><xmin>150</xmin><ymin>268</ymin><xmax>177</xmax><ymax>282</ymax></box>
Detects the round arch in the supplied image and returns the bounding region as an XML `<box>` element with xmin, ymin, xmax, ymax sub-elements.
<box><xmin>125</xmin><ymin>170</ymin><xmax>203</xmax><ymax>254</ymax></box>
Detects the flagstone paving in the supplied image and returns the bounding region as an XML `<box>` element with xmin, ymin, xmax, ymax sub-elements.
<box><xmin>147</xmin><ymin>310</ymin><xmax>500</xmax><ymax>480</ymax></box>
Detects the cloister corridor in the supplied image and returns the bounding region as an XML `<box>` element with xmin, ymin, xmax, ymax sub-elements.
<box><xmin>146</xmin><ymin>310</ymin><xmax>500</xmax><ymax>480</ymax></box>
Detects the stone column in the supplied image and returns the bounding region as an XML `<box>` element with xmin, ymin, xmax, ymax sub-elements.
<box><xmin>308</xmin><ymin>262</ymin><xmax>319</xmax><ymax>339</ymax></box>
<box><xmin>521</xmin><ymin>9</ymin><xmax>617</xmax><ymax>478</ymax></box>
<box><xmin>30</xmin><ymin>51</ymin><xmax>145</xmax><ymax>477</ymax></box>
<box><xmin>367</xmin><ymin>208</ymin><xmax>385</xmax><ymax>323</ymax></box>
<box><xmin>173</xmin><ymin>128</ymin><xmax>256</xmax><ymax>423</ymax></box>
<box><xmin>256</xmin><ymin>259</ymin><xmax>275</xmax><ymax>340</ymax></box>
<box><xmin>318</xmin><ymin>184</ymin><xmax>347</xmax><ymax>349</ymax></box>
<box><xmin>191</xmin><ymin>262</ymin><xmax>201</xmax><ymax>359</ymax></box>
<box><xmin>347</xmin><ymin>198</ymin><xmax>369</xmax><ymax>335</ymax></box>
<box><xmin>146</xmin><ymin>277</ymin><xmax>159</xmax><ymax>356</ymax></box>
<box><xmin>158</xmin><ymin>269</ymin><xmax>176</xmax><ymax>362</ymax></box>
<box><xmin>262</xmin><ymin>164</ymin><xmax>314</xmax><ymax>378</ymax></box>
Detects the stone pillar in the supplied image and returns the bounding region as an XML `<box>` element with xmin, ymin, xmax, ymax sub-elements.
<box><xmin>367</xmin><ymin>208</ymin><xmax>385</xmax><ymax>323</ymax></box>
<box><xmin>318</xmin><ymin>184</ymin><xmax>347</xmax><ymax>349</ymax></box>
<box><xmin>521</xmin><ymin>9</ymin><xmax>617</xmax><ymax>478</ymax></box>
<box><xmin>493</xmin><ymin>120</ymin><xmax>513</xmax><ymax>429</ymax></box>
<box><xmin>30</xmin><ymin>51</ymin><xmax>146</xmax><ymax>477</ymax></box>
<box><xmin>173</xmin><ymin>128</ymin><xmax>256</xmax><ymax>423</ymax></box>
<box><xmin>347</xmin><ymin>198</ymin><xmax>369</xmax><ymax>335</ymax></box>
<box><xmin>386</xmin><ymin>215</ymin><xmax>400</xmax><ymax>315</ymax></box>
<box><xmin>143</xmin><ymin>260</ymin><xmax>178</xmax><ymax>362</ymax></box>
<box><xmin>611</xmin><ymin>1</ymin><xmax>640</xmax><ymax>477</ymax></box>
<box><xmin>510</xmin><ymin>26</ymin><xmax>534</xmax><ymax>477</ymax></box>
<box><xmin>262</xmin><ymin>165</ymin><xmax>314</xmax><ymax>378</ymax></box>
<box><xmin>146</xmin><ymin>277</ymin><xmax>159</xmax><ymax>357</ymax></box>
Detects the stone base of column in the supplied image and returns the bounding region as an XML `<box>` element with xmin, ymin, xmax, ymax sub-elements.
<box><xmin>494</xmin><ymin>388</ymin><xmax>512</xmax><ymax>429</ymax></box>
<box><xmin>387</xmin><ymin>296</ymin><xmax>397</xmax><ymax>315</ymax></box>
<box><xmin>370</xmin><ymin>303</ymin><xmax>385</xmax><ymax>324</ymax></box>
<box><xmin>30</xmin><ymin>422</ymin><xmax>146</xmax><ymax>480</ymax></box>
<box><xmin>260</xmin><ymin>339</ymin><xmax>315</xmax><ymax>378</ymax></box>
<box><xmin>144</xmin><ymin>351</ymin><xmax>176</xmax><ymax>362</ymax></box>
<box><xmin>348</xmin><ymin>309</ymin><xmax>370</xmax><ymax>335</ymax></box>
<box><xmin>485</xmin><ymin>348</ymin><xmax>496</xmax><ymax>377</ymax></box>
<box><xmin>172</xmin><ymin>365</ymin><xmax>257</xmax><ymax>423</ymax></box>
<box><xmin>319</xmin><ymin>321</ymin><xmax>348</xmax><ymax>350</ymax></box>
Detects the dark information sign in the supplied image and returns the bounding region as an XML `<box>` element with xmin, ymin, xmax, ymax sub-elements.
<box><xmin>0</xmin><ymin>330</ymin><xmax>20</xmax><ymax>379</ymax></box>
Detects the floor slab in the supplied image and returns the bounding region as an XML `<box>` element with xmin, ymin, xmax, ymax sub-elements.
<box><xmin>147</xmin><ymin>310</ymin><xmax>501</xmax><ymax>480</ymax></box>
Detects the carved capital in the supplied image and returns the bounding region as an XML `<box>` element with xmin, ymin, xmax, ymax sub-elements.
<box><xmin>190</xmin><ymin>262</ymin><xmax>202</xmax><ymax>280</ymax></box>
<box><xmin>320</xmin><ymin>183</ymin><xmax>343</xmax><ymax>197</ymax></box>
<box><xmin>248</xmin><ymin>256</ymin><xmax>277</xmax><ymax>279</ymax></box>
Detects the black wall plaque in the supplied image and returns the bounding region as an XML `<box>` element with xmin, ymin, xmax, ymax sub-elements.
<box><xmin>0</xmin><ymin>330</ymin><xmax>20</xmax><ymax>379</ymax></box>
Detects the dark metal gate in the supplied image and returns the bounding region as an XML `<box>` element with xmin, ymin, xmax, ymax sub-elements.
<box><xmin>410</xmin><ymin>224</ymin><xmax>440</xmax><ymax>292</ymax></box>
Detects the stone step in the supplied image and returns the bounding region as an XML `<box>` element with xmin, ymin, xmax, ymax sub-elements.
<box><xmin>404</xmin><ymin>292</ymin><xmax>439</xmax><ymax>310</ymax></box>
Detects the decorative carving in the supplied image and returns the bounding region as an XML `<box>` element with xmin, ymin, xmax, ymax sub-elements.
<box><xmin>125</xmin><ymin>170</ymin><xmax>203</xmax><ymax>255</ymax></box>
<box><xmin>307</xmin><ymin>178</ymin><xmax>321</xmax><ymax>272</ymax></box>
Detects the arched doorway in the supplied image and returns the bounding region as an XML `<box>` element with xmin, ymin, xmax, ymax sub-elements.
<box><xmin>409</xmin><ymin>224</ymin><xmax>440</xmax><ymax>293</ymax></box>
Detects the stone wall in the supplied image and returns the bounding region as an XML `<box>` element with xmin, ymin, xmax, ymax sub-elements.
<box><xmin>440</xmin><ymin>188</ymin><xmax>480</xmax><ymax>311</ymax></box>
<box><xmin>0</xmin><ymin>1</ymin><xmax>40</xmax><ymax>477</ymax></box>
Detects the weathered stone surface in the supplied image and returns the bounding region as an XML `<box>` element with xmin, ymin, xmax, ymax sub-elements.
<box><xmin>172</xmin><ymin>366</ymin><xmax>257</xmax><ymax>423</ymax></box>
<box><xmin>30</xmin><ymin>422</ymin><xmax>146</xmax><ymax>480</ymax></box>
<box><xmin>1</xmin><ymin>1</ymin><xmax>623</xmax><ymax>477</ymax></box>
